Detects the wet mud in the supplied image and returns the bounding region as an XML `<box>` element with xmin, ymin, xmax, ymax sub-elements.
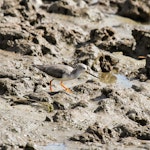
<box><xmin>0</xmin><ymin>0</ymin><xmax>150</xmax><ymax>149</ymax></box>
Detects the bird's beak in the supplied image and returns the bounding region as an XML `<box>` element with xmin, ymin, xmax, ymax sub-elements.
<box><xmin>85</xmin><ymin>71</ymin><xmax>99</xmax><ymax>79</ymax></box>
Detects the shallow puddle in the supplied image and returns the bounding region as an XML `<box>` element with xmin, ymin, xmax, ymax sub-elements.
<box><xmin>40</xmin><ymin>143</ymin><xmax>66</xmax><ymax>150</ymax></box>
<box><xmin>115</xmin><ymin>74</ymin><xmax>132</xmax><ymax>88</ymax></box>
<box><xmin>99</xmin><ymin>72</ymin><xmax>132</xmax><ymax>88</ymax></box>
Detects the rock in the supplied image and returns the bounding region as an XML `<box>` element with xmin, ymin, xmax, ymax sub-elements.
<box><xmin>62</xmin><ymin>119</ymin><xmax>150</xmax><ymax>144</ymax></box>
<box><xmin>146</xmin><ymin>55</ymin><xmax>150</xmax><ymax>78</ymax></box>
<box><xmin>0</xmin><ymin>80</ymin><xmax>8</xmax><ymax>95</ymax></box>
<box><xmin>136</xmin><ymin>129</ymin><xmax>150</xmax><ymax>140</ymax></box>
<box><xmin>85</xmin><ymin>0</ymin><xmax>122</xmax><ymax>14</ymax></box>
<box><xmin>36</xmin><ymin>23</ymin><xmax>59</xmax><ymax>45</ymax></box>
<box><xmin>132</xmin><ymin>28</ymin><xmax>150</xmax><ymax>58</ymax></box>
<box><xmin>1</xmin><ymin>0</ymin><xmax>19</xmax><ymax>18</ymax></box>
<box><xmin>114</xmin><ymin>38</ymin><xmax>135</xmax><ymax>57</ymax></box>
<box><xmin>71</xmin><ymin>122</ymin><xmax>114</xmax><ymax>144</ymax></box>
<box><xmin>70</xmin><ymin>132</ymin><xmax>94</xmax><ymax>143</ymax></box>
<box><xmin>99</xmin><ymin>54</ymin><xmax>112</xmax><ymax>72</ymax></box>
<box><xmin>53</xmin><ymin>110</ymin><xmax>70</xmax><ymax>122</ymax></box>
<box><xmin>0</xmin><ymin>144</ymin><xmax>8</xmax><ymax>150</ymax></box>
<box><xmin>19</xmin><ymin>0</ymin><xmax>44</xmax><ymax>25</ymax></box>
<box><xmin>90</xmin><ymin>27</ymin><xmax>115</xmax><ymax>43</ymax></box>
<box><xmin>126</xmin><ymin>109</ymin><xmax>148</xmax><ymax>126</ymax></box>
<box><xmin>94</xmin><ymin>98</ymin><xmax>116</xmax><ymax>113</ymax></box>
<box><xmin>52</xmin><ymin>100</ymin><xmax>65</xmax><ymax>110</ymax></box>
<box><xmin>101</xmin><ymin>87</ymin><xmax>113</xmax><ymax>98</ymax></box>
<box><xmin>60</xmin><ymin>25</ymin><xmax>87</xmax><ymax>45</ymax></box>
<box><xmin>132</xmin><ymin>85</ymin><xmax>142</xmax><ymax>92</ymax></box>
<box><xmin>73</xmin><ymin>81</ymin><xmax>100</xmax><ymax>96</ymax></box>
<box><xmin>0</xmin><ymin>23</ymin><xmax>28</xmax><ymax>47</ymax></box>
<box><xmin>0</xmin><ymin>23</ymin><xmax>43</xmax><ymax>55</ymax></box>
<box><xmin>75</xmin><ymin>43</ymin><xmax>100</xmax><ymax>67</ymax></box>
<box><xmin>90</xmin><ymin>27</ymin><xmax>135</xmax><ymax>57</ymax></box>
<box><xmin>43</xmin><ymin>32</ymin><xmax>57</xmax><ymax>45</ymax></box>
<box><xmin>75</xmin><ymin>42</ymin><xmax>119</xmax><ymax>72</ymax></box>
<box><xmin>98</xmin><ymin>53</ymin><xmax>119</xmax><ymax>72</ymax></box>
<box><xmin>136</xmin><ymin>67</ymin><xmax>148</xmax><ymax>81</ymax></box>
<box><xmin>8</xmin><ymin>96</ymin><xmax>31</xmax><ymax>106</ymax></box>
<box><xmin>113</xmin><ymin>124</ymin><xmax>134</xmax><ymax>138</ymax></box>
<box><xmin>71</xmin><ymin>100</ymin><xmax>88</xmax><ymax>109</ymax></box>
<box><xmin>50</xmin><ymin>92</ymin><xmax>77</xmax><ymax>110</ymax></box>
<box><xmin>25</xmin><ymin>91</ymin><xmax>51</xmax><ymax>102</ymax></box>
<box><xmin>86</xmin><ymin>123</ymin><xmax>114</xmax><ymax>143</ymax></box>
<box><xmin>24</xmin><ymin>142</ymin><xmax>35</xmax><ymax>150</ymax></box>
<box><xmin>84</xmin><ymin>8</ymin><xmax>103</xmax><ymax>21</ymax></box>
<box><xmin>138</xmin><ymin>73</ymin><xmax>148</xmax><ymax>82</ymax></box>
<box><xmin>47</xmin><ymin>1</ymin><xmax>77</xmax><ymax>16</ymax></box>
<box><xmin>117</xmin><ymin>0</ymin><xmax>150</xmax><ymax>22</ymax></box>
<box><xmin>44</xmin><ymin>116</ymin><xmax>51</xmax><ymax>122</ymax></box>
<box><xmin>0</xmin><ymin>79</ymin><xmax>17</xmax><ymax>96</ymax></box>
<box><xmin>0</xmin><ymin>72</ymin><xmax>35</xmax><ymax>96</ymax></box>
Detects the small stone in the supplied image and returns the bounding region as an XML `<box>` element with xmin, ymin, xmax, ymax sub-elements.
<box><xmin>132</xmin><ymin>85</ymin><xmax>142</xmax><ymax>92</ymax></box>
<box><xmin>0</xmin><ymin>144</ymin><xmax>8</xmax><ymax>150</ymax></box>
<box><xmin>45</xmin><ymin>116</ymin><xmax>51</xmax><ymax>122</ymax></box>
<box><xmin>24</xmin><ymin>143</ymin><xmax>35</xmax><ymax>150</ymax></box>
<box><xmin>71</xmin><ymin>100</ymin><xmax>88</xmax><ymax>109</ymax></box>
<box><xmin>52</xmin><ymin>101</ymin><xmax>65</xmax><ymax>110</ymax></box>
<box><xmin>146</xmin><ymin>55</ymin><xmax>150</xmax><ymax>78</ymax></box>
<box><xmin>139</xmin><ymin>74</ymin><xmax>148</xmax><ymax>82</ymax></box>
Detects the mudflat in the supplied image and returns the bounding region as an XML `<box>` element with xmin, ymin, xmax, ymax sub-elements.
<box><xmin>0</xmin><ymin>0</ymin><xmax>150</xmax><ymax>149</ymax></box>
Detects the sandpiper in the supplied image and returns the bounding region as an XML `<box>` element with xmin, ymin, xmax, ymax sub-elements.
<box><xmin>34</xmin><ymin>63</ymin><xmax>97</xmax><ymax>93</ymax></box>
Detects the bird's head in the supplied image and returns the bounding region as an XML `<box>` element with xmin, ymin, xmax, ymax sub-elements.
<box><xmin>75</xmin><ymin>63</ymin><xmax>99</xmax><ymax>79</ymax></box>
<box><xmin>76</xmin><ymin>63</ymin><xmax>87</xmax><ymax>72</ymax></box>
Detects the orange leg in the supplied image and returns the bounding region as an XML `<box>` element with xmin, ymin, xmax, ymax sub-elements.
<box><xmin>50</xmin><ymin>79</ymin><xmax>54</xmax><ymax>92</ymax></box>
<box><xmin>60</xmin><ymin>81</ymin><xmax>72</xmax><ymax>93</ymax></box>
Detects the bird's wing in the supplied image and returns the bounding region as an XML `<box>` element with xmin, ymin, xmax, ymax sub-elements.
<box><xmin>34</xmin><ymin>64</ymin><xmax>73</xmax><ymax>79</ymax></box>
<box><xmin>44</xmin><ymin>65</ymin><xmax>65</xmax><ymax>78</ymax></box>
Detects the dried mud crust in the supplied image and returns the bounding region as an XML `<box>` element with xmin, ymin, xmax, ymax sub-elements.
<box><xmin>0</xmin><ymin>0</ymin><xmax>150</xmax><ymax>149</ymax></box>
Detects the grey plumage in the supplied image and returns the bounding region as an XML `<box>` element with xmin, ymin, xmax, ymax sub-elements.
<box><xmin>34</xmin><ymin>63</ymin><xmax>87</xmax><ymax>81</ymax></box>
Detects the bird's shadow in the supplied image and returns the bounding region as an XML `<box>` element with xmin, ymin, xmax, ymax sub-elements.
<box><xmin>48</xmin><ymin>91</ymin><xmax>60</xmax><ymax>96</ymax></box>
<box><xmin>48</xmin><ymin>91</ymin><xmax>72</xmax><ymax>96</ymax></box>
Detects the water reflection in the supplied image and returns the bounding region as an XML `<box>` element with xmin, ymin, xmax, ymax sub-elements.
<box><xmin>99</xmin><ymin>72</ymin><xmax>117</xmax><ymax>84</ymax></box>
<box><xmin>99</xmin><ymin>72</ymin><xmax>132</xmax><ymax>88</ymax></box>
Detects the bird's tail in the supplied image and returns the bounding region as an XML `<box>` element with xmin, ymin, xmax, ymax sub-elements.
<box><xmin>33</xmin><ymin>64</ymin><xmax>46</xmax><ymax>72</ymax></box>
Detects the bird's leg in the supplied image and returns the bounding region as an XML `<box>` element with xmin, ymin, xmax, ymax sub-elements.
<box><xmin>50</xmin><ymin>79</ymin><xmax>54</xmax><ymax>92</ymax></box>
<box><xmin>60</xmin><ymin>81</ymin><xmax>72</xmax><ymax>93</ymax></box>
